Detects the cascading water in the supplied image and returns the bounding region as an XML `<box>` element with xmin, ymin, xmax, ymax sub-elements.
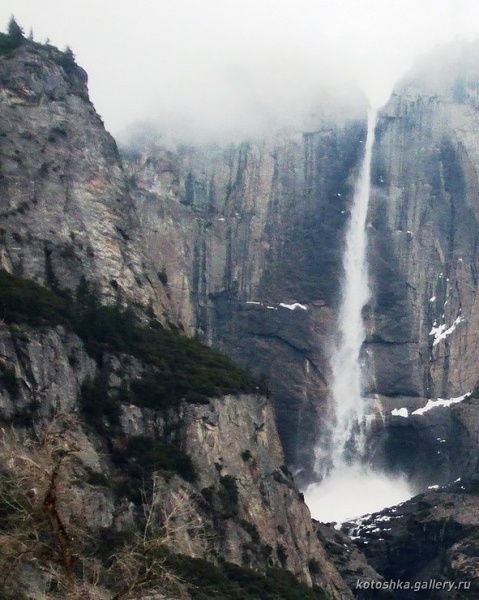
<box><xmin>305</xmin><ymin>109</ymin><xmax>412</xmax><ymax>523</ymax></box>
<box><xmin>328</xmin><ymin>108</ymin><xmax>376</xmax><ymax>469</ymax></box>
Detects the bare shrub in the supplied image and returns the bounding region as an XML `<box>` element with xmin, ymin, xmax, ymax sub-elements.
<box><xmin>0</xmin><ymin>416</ymin><xmax>202</xmax><ymax>599</ymax></box>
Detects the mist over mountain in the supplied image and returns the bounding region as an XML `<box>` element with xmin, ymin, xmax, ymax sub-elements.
<box><xmin>393</xmin><ymin>37</ymin><xmax>479</xmax><ymax>98</ymax></box>
<box><xmin>4</xmin><ymin>0</ymin><xmax>479</xmax><ymax>136</ymax></box>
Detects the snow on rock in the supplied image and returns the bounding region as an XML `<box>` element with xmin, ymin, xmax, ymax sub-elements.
<box><xmin>429</xmin><ymin>316</ymin><xmax>464</xmax><ymax>346</ymax></box>
<box><xmin>412</xmin><ymin>393</ymin><xmax>471</xmax><ymax>416</ymax></box>
<box><xmin>244</xmin><ymin>301</ymin><xmax>307</xmax><ymax>311</ymax></box>
<box><xmin>391</xmin><ymin>408</ymin><xmax>409</xmax><ymax>418</ymax></box>
<box><xmin>279</xmin><ymin>302</ymin><xmax>307</xmax><ymax>311</ymax></box>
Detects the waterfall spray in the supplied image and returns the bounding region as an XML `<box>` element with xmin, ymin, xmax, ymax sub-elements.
<box><xmin>304</xmin><ymin>109</ymin><xmax>412</xmax><ymax>523</ymax></box>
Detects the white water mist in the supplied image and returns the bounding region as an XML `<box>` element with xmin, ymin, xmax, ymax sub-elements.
<box><xmin>305</xmin><ymin>109</ymin><xmax>412</xmax><ymax>523</ymax></box>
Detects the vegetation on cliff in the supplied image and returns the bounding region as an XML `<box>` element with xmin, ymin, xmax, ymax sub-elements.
<box><xmin>0</xmin><ymin>269</ymin><xmax>267</xmax><ymax>407</ymax></box>
<box><xmin>0</xmin><ymin>360</ymin><xmax>327</xmax><ymax>600</ymax></box>
<box><xmin>0</xmin><ymin>17</ymin><xmax>25</xmax><ymax>55</ymax></box>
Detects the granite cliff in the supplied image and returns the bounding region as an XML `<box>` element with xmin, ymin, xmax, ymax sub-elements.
<box><xmin>365</xmin><ymin>40</ymin><xmax>479</xmax><ymax>491</ymax></box>
<box><xmin>368</xmin><ymin>40</ymin><xmax>479</xmax><ymax>401</ymax></box>
<box><xmin>0</xmin><ymin>34</ymin><xmax>171</xmax><ymax>319</ymax></box>
<box><xmin>119</xmin><ymin>37</ymin><xmax>479</xmax><ymax>490</ymax></box>
<box><xmin>117</xmin><ymin>38</ymin><xmax>479</xmax><ymax>597</ymax></box>
<box><xmin>122</xmin><ymin>98</ymin><xmax>369</xmax><ymax>475</ymax></box>
<box><xmin>0</xmin><ymin>30</ymin><xmax>372</xmax><ymax>600</ymax></box>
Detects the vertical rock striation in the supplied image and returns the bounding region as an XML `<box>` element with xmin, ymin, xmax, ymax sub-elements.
<box><xmin>365</xmin><ymin>41</ymin><xmax>479</xmax><ymax>490</ymax></box>
<box><xmin>124</xmin><ymin>110</ymin><xmax>368</xmax><ymax>472</ymax></box>
<box><xmin>369</xmin><ymin>40</ymin><xmax>479</xmax><ymax>401</ymax></box>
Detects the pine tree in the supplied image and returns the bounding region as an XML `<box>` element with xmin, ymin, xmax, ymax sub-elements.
<box><xmin>57</xmin><ymin>45</ymin><xmax>77</xmax><ymax>76</ymax></box>
<box><xmin>7</xmin><ymin>16</ymin><xmax>24</xmax><ymax>44</ymax></box>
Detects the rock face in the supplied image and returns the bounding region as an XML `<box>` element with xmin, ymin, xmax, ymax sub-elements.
<box><xmin>368</xmin><ymin>393</ymin><xmax>479</xmax><ymax>492</ymax></box>
<box><xmin>362</xmin><ymin>40</ymin><xmax>479</xmax><ymax>492</ymax></box>
<box><xmin>314</xmin><ymin>521</ymin><xmax>387</xmax><ymax>598</ymax></box>
<box><xmin>0</xmin><ymin>41</ymin><xmax>169</xmax><ymax>317</ymax></box>
<box><xmin>342</xmin><ymin>481</ymin><xmax>479</xmax><ymax>599</ymax></box>
<box><xmin>367</xmin><ymin>40</ymin><xmax>479</xmax><ymax>403</ymax></box>
<box><xmin>0</xmin><ymin>318</ymin><xmax>351</xmax><ymax>599</ymax></box>
<box><xmin>123</xmin><ymin>108</ymin><xmax>368</xmax><ymax>471</ymax></box>
<box><xmin>0</xmin><ymin>38</ymin><xmax>361</xmax><ymax>599</ymax></box>
<box><xmin>123</xmin><ymin>36</ymin><xmax>479</xmax><ymax>486</ymax></box>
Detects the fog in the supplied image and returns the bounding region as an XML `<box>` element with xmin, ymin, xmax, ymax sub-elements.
<box><xmin>2</xmin><ymin>1</ymin><xmax>479</xmax><ymax>141</ymax></box>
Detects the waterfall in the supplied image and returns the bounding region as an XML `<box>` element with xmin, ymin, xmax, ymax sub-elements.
<box><xmin>328</xmin><ymin>108</ymin><xmax>375</xmax><ymax>469</ymax></box>
<box><xmin>304</xmin><ymin>109</ymin><xmax>412</xmax><ymax>523</ymax></box>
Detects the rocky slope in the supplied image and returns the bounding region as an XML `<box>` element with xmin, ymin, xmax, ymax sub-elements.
<box><xmin>342</xmin><ymin>479</ymin><xmax>479</xmax><ymax>599</ymax></box>
<box><xmin>0</xmin><ymin>310</ymin><xmax>349</xmax><ymax>598</ymax></box>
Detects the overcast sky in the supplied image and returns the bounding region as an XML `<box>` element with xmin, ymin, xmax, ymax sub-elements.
<box><xmin>2</xmin><ymin>1</ymin><xmax>479</xmax><ymax>141</ymax></box>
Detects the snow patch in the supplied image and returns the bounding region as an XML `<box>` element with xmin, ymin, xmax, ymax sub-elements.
<box><xmin>391</xmin><ymin>408</ymin><xmax>409</xmax><ymax>418</ymax></box>
<box><xmin>412</xmin><ymin>393</ymin><xmax>471</xmax><ymax>416</ymax></box>
<box><xmin>279</xmin><ymin>302</ymin><xmax>307</xmax><ymax>311</ymax></box>
<box><xmin>429</xmin><ymin>316</ymin><xmax>464</xmax><ymax>346</ymax></box>
<box><xmin>245</xmin><ymin>301</ymin><xmax>307</xmax><ymax>311</ymax></box>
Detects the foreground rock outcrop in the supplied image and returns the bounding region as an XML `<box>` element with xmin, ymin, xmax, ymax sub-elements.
<box><xmin>0</xmin><ymin>302</ymin><xmax>352</xmax><ymax>598</ymax></box>
<box><xmin>342</xmin><ymin>480</ymin><xmax>479</xmax><ymax>599</ymax></box>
